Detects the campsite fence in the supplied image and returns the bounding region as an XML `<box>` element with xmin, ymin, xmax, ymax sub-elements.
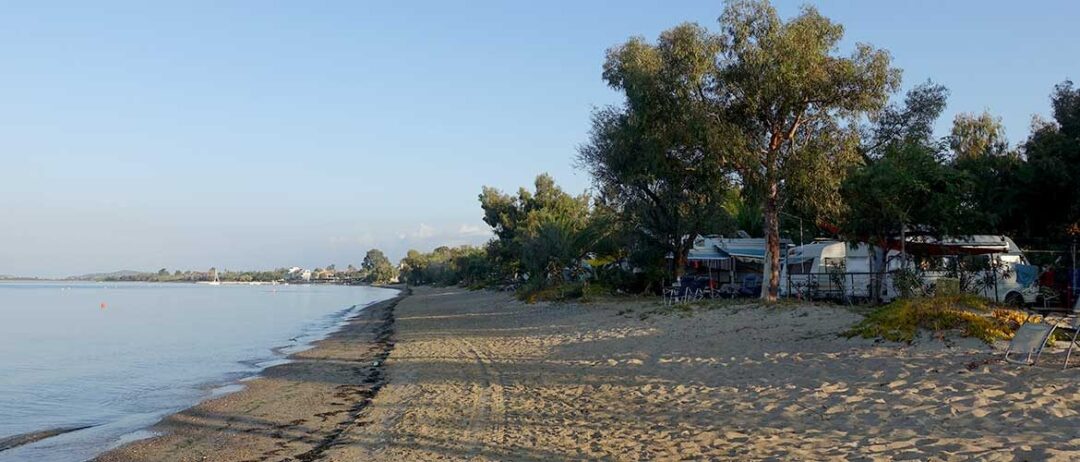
<box><xmin>783</xmin><ymin>267</ymin><xmax>1018</xmax><ymax>306</ymax></box>
<box><xmin>782</xmin><ymin>269</ymin><xmax>1000</xmax><ymax>304</ymax></box>
<box><xmin>783</xmin><ymin>271</ymin><xmax>883</xmax><ymax>303</ymax></box>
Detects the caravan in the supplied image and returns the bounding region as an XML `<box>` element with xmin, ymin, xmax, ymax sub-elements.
<box><xmin>780</xmin><ymin>241</ymin><xmax>874</xmax><ymax>300</ymax></box>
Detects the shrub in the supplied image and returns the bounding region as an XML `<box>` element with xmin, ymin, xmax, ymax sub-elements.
<box><xmin>845</xmin><ymin>295</ymin><xmax>1024</xmax><ymax>344</ymax></box>
<box><xmin>518</xmin><ymin>280</ymin><xmax>585</xmax><ymax>303</ymax></box>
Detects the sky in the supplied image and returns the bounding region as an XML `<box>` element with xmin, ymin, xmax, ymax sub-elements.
<box><xmin>1</xmin><ymin>1</ymin><xmax>1077</xmax><ymax>277</ymax></box>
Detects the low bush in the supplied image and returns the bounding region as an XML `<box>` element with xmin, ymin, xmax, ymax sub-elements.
<box><xmin>845</xmin><ymin>295</ymin><xmax>1029</xmax><ymax>344</ymax></box>
<box><xmin>516</xmin><ymin>278</ymin><xmax>626</xmax><ymax>303</ymax></box>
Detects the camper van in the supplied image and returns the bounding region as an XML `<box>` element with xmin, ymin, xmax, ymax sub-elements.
<box><xmin>882</xmin><ymin>235</ymin><xmax>1040</xmax><ymax>306</ymax></box>
<box><xmin>779</xmin><ymin>241</ymin><xmax>873</xmax><ymax>300</ymax></box>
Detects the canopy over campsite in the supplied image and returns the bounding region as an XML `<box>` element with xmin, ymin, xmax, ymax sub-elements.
<box><xmin>675</xmin><ymin>235</ymin><xmax>793</xmax><ymax>298</ymax></box>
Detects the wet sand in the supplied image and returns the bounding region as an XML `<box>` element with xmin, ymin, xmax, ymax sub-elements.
<box><xmin>94</xmin><ymin>293</ymin><xmax>401</xmax><ymax>462</ymax></box>
<box><xmin>98</xmin><ymin>287</ymin><xmax>1080</xmax><ymax>461</ymax></box>
<box><xmin>0</xmin><ymin>426</ymin><xmax>94</xmax><ymax>452</ymax></box>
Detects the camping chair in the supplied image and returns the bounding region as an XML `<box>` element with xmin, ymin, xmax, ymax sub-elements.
<box><xmin>663</xmin><ymin>282</ymin><xmax>681</xmax><ymax>305</ymax></box>
<box><xmin>1005</xmin><ymin>321</ymin><xmax>1056</xmax><ymax>366</ymax></box>
<box><xmin>1061</xmin><ymin>316</ymin><xmax>1080</xmax><ymax>369</ymax></box>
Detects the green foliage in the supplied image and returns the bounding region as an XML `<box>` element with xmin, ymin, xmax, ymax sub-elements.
<box><xmin>479</xmin><ymin>174</ymin><xmax>609</xmax><ymax>289</ymax></box>
<box><xmin>890</xmin><ymin>268</ymin><xmax>927</xmax><ymax>298</ymax></box>
<box><xmin>949</xmin><ymin>111</ymin><xmax>1009</xmax><ymax>160</ymax></box>
<box><xmin>517</xmin><ymin>185</ymin><xmax>597</xmax><ymax>284</ymax></box>
<box><xmin>98</xmin><ymin>268</ymin><xmax>291</xmax><ymax>283</ymax></box>
<box><xmin>398</xmin><ymin>245</ymin><xmax>492</xmax><ymax>287</ymax></box>
<box><xmin>361</xmin><ymin>248</ymin><xmax>396</xmax><ymax>284</ymax></box>
<box><xmin>952</xmin><ymin>149</ymin><xmax>1024</xmax><ymax>233</ymax></box>
<box><xmin>722</xmin><ymin>190</ymin><xmax>763</xmax><ymax>237</ymax></box>
<box><xmin>845</xmin><ymin>295</ymin><xmax>1020</xmax><ymax>343</ymax></box>
<box><xmin>480</xmin><ymin>174</ymin><xmax>585</xmax><ymax>279</ymax></box>
<box><xmin>517</xmin><ymin>280</ymin><xmax>587</xmax><ymax>303</ymax></box>
<box><xmin>718</xmin><ymin>0</ymin><xmax>899</xmax><ymax>299</ymax></box>
<box><xmin>1013</xmin><ymin>80</ymin><xmax>1080</xmax><ymax>241</ymax></box>
<box><xmin>840</xmin><ymin>143</ymin><xmax>968</xmax><ymax>245</ymax></box>
<box><xmin>579</xmin><ymin>103</ymin><xmax>733</xmax><ymax>280</ymax></box>
<box><xmin>863</xmin><ymin>81</ymin><xmax>949</xmax><ymax>158</ymax></box>
<box><xmin>586</xmin><ymin>0</ymin><xmax>900</xmax><ymax>297</ymax></box>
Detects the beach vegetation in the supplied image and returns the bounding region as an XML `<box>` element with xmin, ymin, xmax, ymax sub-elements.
<box><xmin>398</xmin><ymin>245</ymin><xmax>492</xmax><ymax>287</ymax></box>
<box><xmin>479</xmin><ymin>174</ymin><xmax>594</xmax><ymax>280</ymax></box>
<box><xmin>844</xmin><ymin>295</ymin><xmax>1029</xmax><ymax>343</ymax></box>
<box><xmin>479</xmin><ymin>174</ymin><xmax>618</xmax><ymax>293</ymax></box>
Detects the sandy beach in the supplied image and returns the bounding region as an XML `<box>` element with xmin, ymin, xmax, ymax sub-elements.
<box><xmin>98</xmin><ymin>287</ymin><xmax>1080</xmax><ymax>461</ymax></box>
<box><xmin>94</xmin><ymin>293</ymin><xmax>402</xmax><ymax>462</ymax></box>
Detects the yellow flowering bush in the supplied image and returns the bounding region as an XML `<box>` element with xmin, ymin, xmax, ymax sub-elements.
<box><xmin>846</xmin><ymin>295</ymin><xmax>1025</xmax><ymax>344</ymax></box>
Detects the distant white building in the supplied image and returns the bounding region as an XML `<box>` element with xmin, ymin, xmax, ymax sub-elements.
<box><xmin>286</xmin><ymin>267</ymin><xmax>312</xmax><ymax>282</ymax></box>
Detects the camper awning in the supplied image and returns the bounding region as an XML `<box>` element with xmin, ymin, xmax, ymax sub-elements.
<box><xmin>717</xmin><ymin>247</ymin><xmax>767</xmax><ymax>262</ymax></box>
<box><xmin>877</xmin><ymin>235</ymin><xmax>1018</xmax><ymax>256</ymax></box>
<box><xmin>886</xmin><ymin>238</ymin><xmax>1009</xmax><ymax>256</ymax></box>
<box><xmin>687</xmin><ymin>256</ymin><xmax>729</xmax><ymax>261</ymax></box>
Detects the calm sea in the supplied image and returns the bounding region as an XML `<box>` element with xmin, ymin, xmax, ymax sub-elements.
<box><xmin>0</xmin><ymin>281</ymin><xmax>397</xmax><ymax>462</ymax></box>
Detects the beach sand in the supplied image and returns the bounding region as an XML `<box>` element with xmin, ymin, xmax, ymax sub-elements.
<box><xmin>94</xmin><ymin>294</ymin><xmax>401</xmax><ymax>462</ymax></box>
<box><xmin>98</xmin><ymin>287</ymin><xmax>1080</xmax><ymax>461</ymax></box>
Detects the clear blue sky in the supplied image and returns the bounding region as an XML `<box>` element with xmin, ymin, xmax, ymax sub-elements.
<box><xmin>1</xmin><ymin>1</ymin><xmax>1077</xmax><ymax>277</ymax></box>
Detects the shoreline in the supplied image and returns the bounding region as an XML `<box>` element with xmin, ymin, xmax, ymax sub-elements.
<box><xmin>0</xmin><ymin>284</ymin><xmax>401</xmax><ymax>461</ymax></box>
<box><xmin>90</xmin><ymin>287</ymin><xmax>1080</xmax><ymax>460</ymax></box>
<box><xmin>0</xmin><ymin>426</ymin><xmax>95</xmax><ymax>453</ymax></box>
<box><xmin>91</xmin><ymin>291</ymin><xmax>404</xmax><ymax>462</ymax></box>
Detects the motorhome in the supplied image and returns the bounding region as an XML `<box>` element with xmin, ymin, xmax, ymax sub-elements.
<box><xmin>884</xmin><ymin>235</ymin><xmax>1040</xmax><ymax>306</ymax></box>
<box><xmin>779</xmin><ymin>241</ymin><xmax>874</xmax><ymax>300</ymax></box>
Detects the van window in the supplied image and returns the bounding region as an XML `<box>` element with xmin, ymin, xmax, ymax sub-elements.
<box><xmin>787</xmin><ymin>259</ymin><xmax>815</xmax><ymax>274</ymax></box>
<box><xmin>823</xmin><ymin>258</ymin><xmax>845</xmax><ymax>270</ymax></box>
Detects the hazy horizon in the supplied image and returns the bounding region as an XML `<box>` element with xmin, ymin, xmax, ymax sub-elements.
<box><xmin>3</xmin><ymin>0</ymin><xmax>1078</xmax><ymax>277</ymax></box>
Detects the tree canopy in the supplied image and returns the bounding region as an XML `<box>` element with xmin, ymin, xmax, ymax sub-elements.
<box><xmin>361</xmin><ymin>248</ymin><xmax>396</xmax><ymax>284</ymax></box>
<box><xmin>581</xmin><ymin>24</ymin><xmax>735</xmax><ymax>278</ymax></box>
<box><xmin>479</xmin><ymin>174</ymin><xmax>604</xmax><ymax>287</ymax></box>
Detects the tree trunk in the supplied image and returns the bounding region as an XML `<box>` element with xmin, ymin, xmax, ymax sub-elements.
<box><xmin>673</xmin><ymin>251</ymin><xmax>687</xmax><ymax>280</ymax></box>
<box><xmin>760</xmin><ymin>180</ymin><xmax>781</xmax><ymax>302</ymax></box>
<box><xmin>671</xmin><ymin>239</ymin><xmax>688</xmax><ymax>281</ymax></box>
<box><xmin>870</xmin><ymin>242</ymin><xmax>886</xmax><ymax>303</ymax></box>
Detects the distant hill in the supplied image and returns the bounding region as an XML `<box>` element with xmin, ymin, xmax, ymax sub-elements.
<box><xmin>67</xmin><ymin>270</ymin><xmax>147</xmax><ymax>281</ymax></box>
<box><xmin>0</xmin><ymin>274</ymin><xmax>40</xmax><ymax>281</ymax></box>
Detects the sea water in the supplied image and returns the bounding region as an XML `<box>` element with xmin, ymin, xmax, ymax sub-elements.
<box><xmin>0</xmin><ymin>281</ymin><xmax>397</xmax><ymax>462</ymax></box>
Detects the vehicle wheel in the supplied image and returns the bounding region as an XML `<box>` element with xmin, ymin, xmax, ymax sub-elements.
<box><xmin>1004</xmin><ymin>292</ymin><xmax>1024</xmax><ymax>308</ymax></box>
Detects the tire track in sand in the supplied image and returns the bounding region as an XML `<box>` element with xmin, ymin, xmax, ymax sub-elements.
<box><xmin>456</xmin><ymin>337</ymin><xmax>508</xmax><ymax>455</ymax></box>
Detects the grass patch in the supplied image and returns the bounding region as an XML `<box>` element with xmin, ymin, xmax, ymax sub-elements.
<box><xmin>844</xmin><ymin>294</ymin><xmax>1031</xmax><ymax>344</ymax></box>
<box><xmin>638</xmin><ymin>303</ymin><xmax>696</xmax><ymax>320</ymax></box>
<box><xmin>517</xmin><ymin>281</ymin><xmax>631</xmax><ymax>304</ymax></box>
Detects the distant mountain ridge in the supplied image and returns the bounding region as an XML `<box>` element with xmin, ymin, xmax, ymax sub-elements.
<box><xmin>0</xmin><ymin>274</ymin><xmax>41</xmax><ymax>281</ymax></box>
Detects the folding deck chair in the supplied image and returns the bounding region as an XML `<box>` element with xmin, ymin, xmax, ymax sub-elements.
<box><xmin>1005</xmin><ymin>309</ymin><xmax>1080</xmax><ymax>369</ymax></box>
<box><xmin>1062</xmin><ymin>319</ymin><xmax>1080</xmax><ymax>369</ymax></box>
<box><xmin>1005</xmin><ymin>321</ymin><xmax>1056</xmax><ymax>366</ymax></box>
